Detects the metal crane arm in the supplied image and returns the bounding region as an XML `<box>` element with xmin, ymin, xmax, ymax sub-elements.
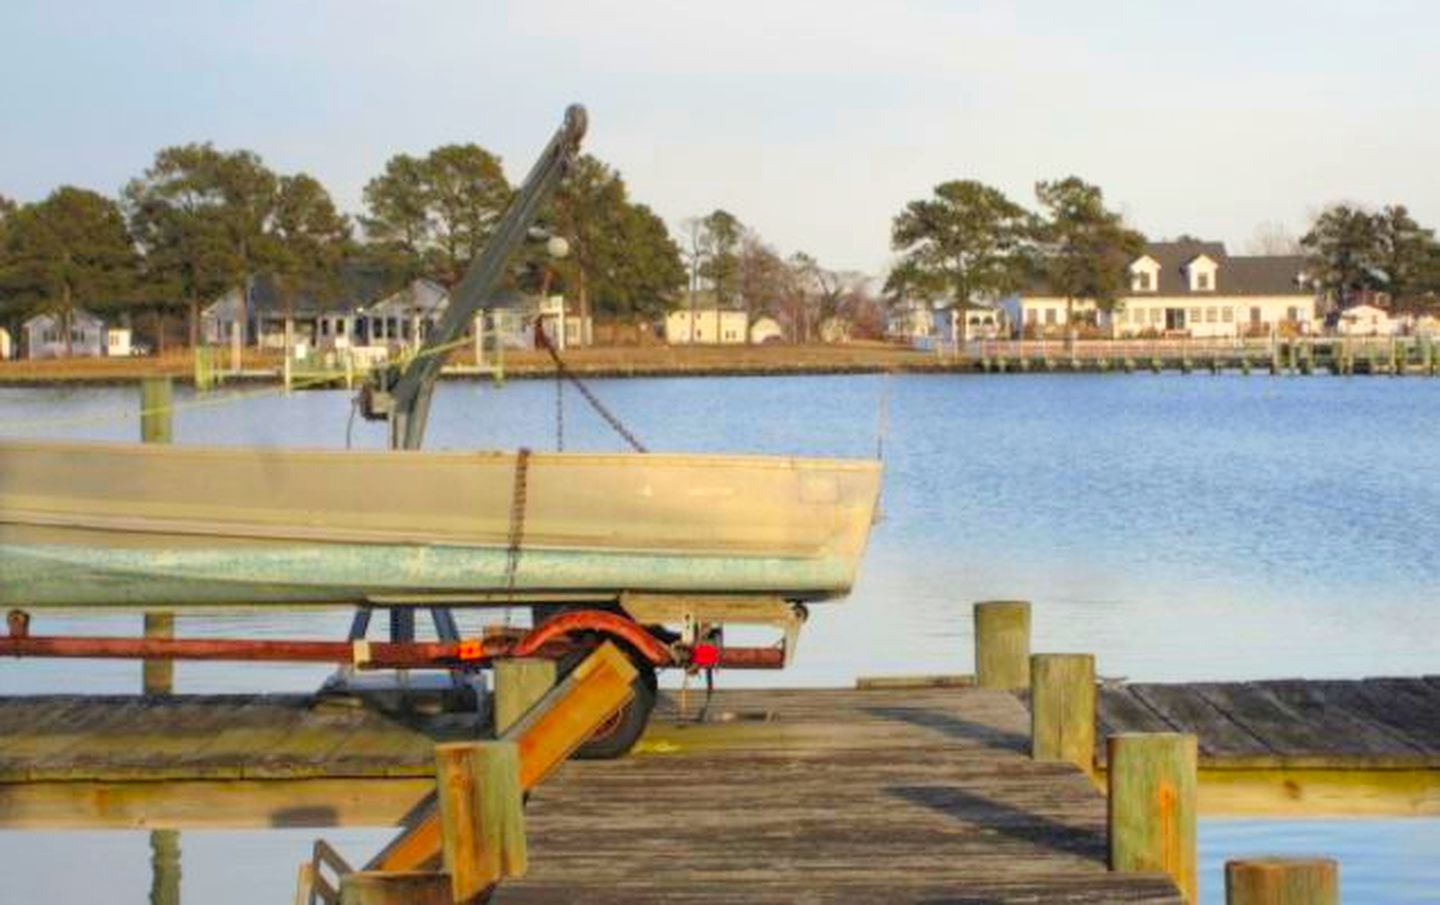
<box><xmin>362</xmin><ymin>104</ymin><xmax>588</xmax><ymax>450</ymax></box>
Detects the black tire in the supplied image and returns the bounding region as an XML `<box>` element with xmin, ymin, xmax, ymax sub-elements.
<box><xmin>561</xmin><ymin>649</ymin><xmax>657</xmax><ymax>760</ymax></box>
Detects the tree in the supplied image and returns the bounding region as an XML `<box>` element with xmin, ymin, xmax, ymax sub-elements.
<box><xmin>362</xmin><ymin>144</ymin><xmax>512</xmax><ymax>288</ymax></box>
<box><xmin>271</xmin><ymin>173</ymin><xmax>352</xmax><ymax>313</ymax></box>
<box><xmin>1370</xmin><ymin>205</ymin><xmax>1436</xmax><ymax>308</ymax></box>
<box><xmin>697</xmin><ymin>209</ymin><xmax>742</xmax><ymax>305</ymax></box>
<box><xmin>0</xmin><ymin>187</ymin><xmax>139</xmax><ymax>355</ymax></box>
<box><xmin>544</xmin><ymin>155</ymin><xmax>684</xmax><ymax>329</ymax></box>
<box><xmin>1034</xmin><ymin>176</ymin><xmax>1144</xmax><ymax>319</ymax></box>
<box><xmin>888</xmin><ymin>180</ymin><xmax>1034</xmax><ymax>320</ymax></box>
<box><xmin>1246</xmin><ymin>220</ymin><xmax>1302</xmax><ymax>256</ymax></box>
<box><xmin>737</xmin><ymin>230</ymin><xmax>788</xmax><ymax>340</ymax></box>
<box><xmin>1301</xmin><ymin>204</ymin><xmax>1381</xmax><ymax>309</ymax></box>
<box><xmin>123</xmin><ymin>144</ymin><xmax>281</xmax><ymax>348</ymax></box>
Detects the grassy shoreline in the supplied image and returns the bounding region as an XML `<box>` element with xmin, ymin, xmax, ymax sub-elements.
<box><xmin>0</xmin><ymin>343</ymin><xmax>962</xmax><ymax>386</ymax></box>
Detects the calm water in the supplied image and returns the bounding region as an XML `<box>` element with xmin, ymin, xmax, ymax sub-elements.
<box><xmin>0</xmin><ymin>374</ymin><xmax>1437</xmax><ymax>902</ymax></box>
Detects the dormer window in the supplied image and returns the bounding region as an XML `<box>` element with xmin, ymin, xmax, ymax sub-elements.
<box><xmin>1196</xmin><ymin>272</ymin><xmax>1210</xmax><ymax>291</ymax></box>
<box><xmin>1129</xmin><ymin>255</ymin><xmax>1160</xmax><ymax>293</ymax></box>
<box><xmin>1186</xmin><ymin>254</ymin><xmax>1218</xmax><ymax>292</ymax></box>
<box><xmin>1134</xmin><ymin>271</ymin><xmax>1152</xmax><ymax>291</ymax></box>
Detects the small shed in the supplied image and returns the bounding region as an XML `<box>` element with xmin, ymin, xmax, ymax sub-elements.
<box><xmin>23</xmin><ymin>309</ymin><xmax>127</xmax><ymax>359</ymax></box>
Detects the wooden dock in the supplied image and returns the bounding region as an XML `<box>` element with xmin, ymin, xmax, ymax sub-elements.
<box><xmin>1</xmin><ymin>677</ymin><xmax>1436</xmax><ymax>901</ymax></box>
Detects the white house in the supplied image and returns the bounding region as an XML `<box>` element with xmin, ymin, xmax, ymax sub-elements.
<box><xmin>0</xmin><ymin>327</ymin><xmax>13</xmax><ymax>360</ymax></box>
<box><xmin>665</xmin><ymin>307</ymin><xmax>748</xmax><ymax>344</ymax></box>
<box><xmin>935</xmin><ymin>304</ymin><xmax>1006</xmax><ymax>343</ymax></box>
<box><xmin>749</xmin><ymin>315</ymin><xmax>784</xmax><ymax>344</ymax></box>
<box><xmin>886</xmin><ymin>299</ymin><xmax>936</xmax><ymax>343</ymax></box>
<box><xmin>1336</xmin><ymin>304</ymin><xmax>1399</xmax><ymax>337</ymax></box>
<box><xmin>1008</xmin><ymin>240</ymin><xmax>1318</xmax><ymax>339</ymax></box>
<box><xmin>23</xmin><ymin>309</ymin><xmax>131</xmax><ymax>359</ymax></box>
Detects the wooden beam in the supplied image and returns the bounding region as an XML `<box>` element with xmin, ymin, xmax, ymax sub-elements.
<box><xmin>368</xmin><ymin>641</ymin><xmax>637</xmax><ymax>872</ymax></box>
<box><xmin>338</xmin><ymin>871</ymin><xmax>451</xmax><ymax>905</ymax></box>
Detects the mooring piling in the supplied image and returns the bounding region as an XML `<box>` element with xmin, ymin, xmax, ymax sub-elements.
<box><xmin>1030</xmin><ymin>653</ymin><xmax>1096</xmax><ymax>776</ymax></box>
<box><xmin>973</xmin><ymin>600</ymin><xmax>1031</xmax><ymax>690</ymax></box>
<box><xmin>1225</xmin><ymin>858</ymin><xmax>1339</xmax><ymax>905</ymax></box>
<box><xmin>434</xmin><ymin>741</ymin><xmax>528</xmax><ymax>902</ymax></box>
<box><xmin>1108</xmin><ymin>732</ymin><xmax>1199</xmax><ymax>902</ymax></box>
<box><xmin>494</xmin><ymin>657</ymin><xmax>557</xmax><ymax>735</ymax></box>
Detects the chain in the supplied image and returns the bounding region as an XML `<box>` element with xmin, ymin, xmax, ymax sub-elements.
<box><xmin>555</xmin><ymin>368</ymin><xmax>565</xmax><ymax>452</ymax></box>
<box><xmin>504</xmin><ymin>447</ymin><xmax>531</xmax><ymax>597</ymax></box>
<box><xmin>533</xmin><ymin>321</ymin><xmax>647</xmax><ymax>453</ymax></box>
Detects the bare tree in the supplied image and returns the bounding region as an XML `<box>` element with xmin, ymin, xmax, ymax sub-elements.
<box><xmin>1247</xmin><ymin>220</ymin><xmax>1302</xmax><ymax>256</ymax></box>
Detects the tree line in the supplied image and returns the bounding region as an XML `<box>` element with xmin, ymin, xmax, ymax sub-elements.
<box><xmin>0</xmin><ymin>144</ymin><xmax>708</xmax><ymax>353</ymax></box>
<box><xmin>884</xmin><ymin>176</ymin><xmax>1440</xmax><ymax>318</ymax></box>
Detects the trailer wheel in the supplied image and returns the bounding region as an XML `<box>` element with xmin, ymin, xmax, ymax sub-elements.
<box><xmin>560</xmin><ymin>649</ymin><xmax>657</xmax><ymax>760</ymax></box>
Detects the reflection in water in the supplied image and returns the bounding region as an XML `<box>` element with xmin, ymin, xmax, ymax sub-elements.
<box><xmin>1</xmin><ymin>375</ymin><xmax>1438</xmax><ymax>901</ymax></box>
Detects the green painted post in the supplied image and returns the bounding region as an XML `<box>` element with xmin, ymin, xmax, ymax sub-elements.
<box><xmin>1225</xmin><ymin>858</ymin><xmax>1338</xmax><ymax>905</ymax></box>
<box><xmin>149</xmin><ymin>828</ymin><xmax>181</xmax><ymax>905</ymax></box>
<box><xmin>1109</xmin><ymin>733</ymin><xmax>1198</xmax><ymax>903</ymax></box>
<box><xmin>140</xmin><ymin>376</ymin><xmax>173</xmax><ymax>445</ymax></box>
<box><xmin>974</xmin><ymin>600</ymin><xmax>1031</xmax><ymax>690</ymax></box>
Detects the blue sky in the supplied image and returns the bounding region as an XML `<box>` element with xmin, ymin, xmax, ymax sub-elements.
<box><xmin>3</xmin><ymin>0</ymin><xmax>1438</xmax><ymax>274</ymax></box>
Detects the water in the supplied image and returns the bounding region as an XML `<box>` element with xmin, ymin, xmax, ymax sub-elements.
<box><xmin>0</xmin><ymin>374</ymin><xmax>1437</xmax><ymax>902</ymax></box>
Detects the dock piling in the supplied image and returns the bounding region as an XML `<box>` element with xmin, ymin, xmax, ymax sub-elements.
<box><xmin>974</xmin><ymin>600</ymin><xmax>1031</xmax><ymax>690</ymax></box>
<box><xmin>435</xmin><ymin>740</ymin><xmax>527</xmax><ymax>902</ymax></box>
<box><xmin>494</xmin><ymin>658</ymin><xmax>557</xmax><ymax>735</ymax></box>
<box><xmin>1225</xmin><ymin>857</ymin><xmax>1338</xmax><ymax>905</ymax></box>
<box><xmin>1030</xmin><ymin>653</ymin><xmax>1096</xmax><ymax>776</ymax></box>
<box><xmin>338</xmin><ymin>871</ymin><xmax>452</xmax><ymax>905</ymax></box>
<box><xmin>140</xmin><ymin>376</ymin><xmax>175</xmax><ymax>698</ymax></box>
<box><xmin>1108</xmin><ymin>732</ymin><xmax>1198</xmax><ymax>902</ymax></box>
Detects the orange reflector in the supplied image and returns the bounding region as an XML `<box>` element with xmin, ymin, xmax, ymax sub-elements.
<box><xmin>458</xmin><ymin>639</ymin><xmax>484</xmax><ymax>660</ymax></box>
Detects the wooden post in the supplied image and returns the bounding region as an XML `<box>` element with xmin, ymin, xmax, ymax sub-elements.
<box><xmin>974</xmin><ymin>600</ymin><xmax>1031</xmax><ymax>690</ymax></box>
<box><xmin>1225</xmin><ymin>858</ymin><xmax>1338</xmax><ymax>905</ymax></box>
<box><xmin>339</xmin><ymin>871</ymin><xmax>452</xmax><ymax>905</ymax></box>
<box><xmin>494</xmin><ymin>658</ymin><xmax>557</xmax><ymax>735</ymax></box>
<box><xmin>140</xmin><ymin>376</ymin><xmax>175</xmax><ymax>697</ymax></box>
<box><xmin>1109</xmin><ymin>732</ymin><xmax>1198</xmax><ymax>903</ymax></box>
<box><xmin>1031</xmin><ymin>653</ymin><xmax>1095</xmax><ymax>775</ymax></box>
<box><xmin>435</xmin><ymin>740</ymin><xmax>527</xmax><ymax>902</ymax></box>
<box><xmin>149</xmin><ymin>827</ymin><xmax>181</xmax><ymax>905</ymax></box>
<box><xmin>140</xmin><ymin>376</ymin><xmax>173</xmax><ymax>444</ymax></box>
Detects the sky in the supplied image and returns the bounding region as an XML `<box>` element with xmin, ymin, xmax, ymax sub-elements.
<box><xmin>3</xmin><ymin>0</ymin><xmax>1439</xmax><ymax>275</ymax></box>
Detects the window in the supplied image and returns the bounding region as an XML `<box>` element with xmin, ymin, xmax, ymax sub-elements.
<box><xmin>1205</xmin><ymin>307</ymin><xmax>1217</xmax><ymax>323</ymax></box>
<box><xmin>1197</xmin><ymin>272</ymin><xmax>1211</xmax><ymax>290</ymax></box>
<box><xmin>1250</xmin><ymin>307</ymin><xmax>1262</xmax><ymax>324</ymax></box>
<box><xmin>1190</xmin><ymin>307</ymin><xmax>1202</xmax><ymax>322</ymax></box>
<box><xmin>1044</xmin><ymin>308</ymin><xmax>1057</xmax><ymax>325</ymax></box>
<box><xmin>1286</xmin><ymin>306</ymin><xmax>1299</xmax><ymax>322</ymax></box>
<box><xmin>1222</xmin><ymin>307</ymin><xmax>1234</xmax><ymax>323</ymax></box>
<box><xmin>1150</xmin><ymin>308</ymin><xmax>1162</xmax><ymax>325</ymax></box>
<box><xmin>320</xmin><ymin>320</ymin><xmax>330</xmax><ymax>336</ymax></box>
<box><xmin>1134</xmin><ymin>271</ymin><xmax>1152</xmax><ymax>291</ymax></box>
<box><xmin>1026</xmin><ymin>308</ymin><xmax>1039</xmax><ymax>324</ymax></box>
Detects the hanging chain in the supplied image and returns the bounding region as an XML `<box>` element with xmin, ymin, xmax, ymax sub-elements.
<box><xmin>533</xmin><ymin>320</ymin><xmax>647</xmax><ymax>453</ymax></box>
<box><xmin>555</xmin><ymin>367</ymin><xmax>565</xmax><ymax>452</ymax></box>
<box><xmin>504</xmin><ymin>447</ymin><xmax>532</xmax><ymax>596</ymax></box>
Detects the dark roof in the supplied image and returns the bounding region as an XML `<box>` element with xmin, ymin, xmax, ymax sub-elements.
<box><xmin>1025</xmin><ymin>240</ymin><xmax>1312</xmax><ymax>298</ymax></box>
<box><xmin>243</xmin><ymin>264</ymin><xmax>396</xmax><ymax>316</ymax></box>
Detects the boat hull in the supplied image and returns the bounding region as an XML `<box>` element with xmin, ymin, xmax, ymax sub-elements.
<box><xmin>0</xmin><ymin>441</ymin><xmax>882</xmax><ymax>608</ymax></box>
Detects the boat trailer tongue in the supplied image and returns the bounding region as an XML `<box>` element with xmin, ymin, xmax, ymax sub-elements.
<box><xmin>0</xmin><ymin>607</ymin><xmax>786</xmax><ymax>672</ymax></box>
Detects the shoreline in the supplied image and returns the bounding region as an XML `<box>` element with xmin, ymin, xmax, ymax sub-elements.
<box><xmin>0</xmin><ymin>337</ymin><xmax>1432</xmax><ymax>386</ymax></box>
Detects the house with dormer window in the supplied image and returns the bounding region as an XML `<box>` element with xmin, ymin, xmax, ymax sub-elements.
<box><xmin>1003</xmin><ymin>240</ymin><xmax>1319</xmax><ymax>339</ymax></box>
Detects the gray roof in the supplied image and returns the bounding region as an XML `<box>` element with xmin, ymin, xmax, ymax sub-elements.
<box><xmin>1027</xmin><ymin>240</ymin><xmax>1312</xmax><ymax>298</ymax></box>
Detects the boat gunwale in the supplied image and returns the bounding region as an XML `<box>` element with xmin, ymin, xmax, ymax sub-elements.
<box><xmin>0</xmin><ymin>437</ymin><xmax>883</xmax><ymax>473</ymax></box>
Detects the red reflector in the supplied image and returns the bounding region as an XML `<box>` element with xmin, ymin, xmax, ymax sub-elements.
<box><xmin>692</xmin><ymin>643</ymin><xmax>720</xmax><ymax>668</ymax></box>
<box><xmin>457</xmin><ymin>639</ymin><xmax>484</xmax><ymax>660</ymax></box>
